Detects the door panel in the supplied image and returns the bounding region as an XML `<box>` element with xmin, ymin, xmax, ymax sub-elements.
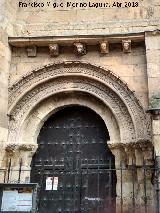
<box><xmin>31</xmin><ymin>106</ymin><xmax>116</xmax><ymax>213</ymax></box>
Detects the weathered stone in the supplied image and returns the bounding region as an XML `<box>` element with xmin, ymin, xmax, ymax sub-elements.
<box><xmin>49</xmin><ymin>43</ymin><xmax>59</xmax><ymax>57</ymax></box>
<box><xmin>0</xmin><ymin>0</ymin><xmax>160</xmax><ymax>210</ymax></box>
<box><xmin>26</xmin><ymin>46</ymin><xmax>37</xmax><ymax>57</ymax></box>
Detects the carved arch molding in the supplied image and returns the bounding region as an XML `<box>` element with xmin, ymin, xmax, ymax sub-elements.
<box><xmin>8</xmin><ymin>61</ymin><xmax>151</xmax><ymax>146</ymax></box>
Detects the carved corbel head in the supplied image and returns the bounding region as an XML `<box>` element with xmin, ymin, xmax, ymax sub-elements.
<box><xmin>74</xmin><ymin>42</ymin><xmax>86</xmax><ymax>56</ymax></box>
<box><xmin>26</xmin><ymin>46</ymin><xmax>37</xmax><ymax>57</ymax></box>
<box><xmin>99</xmin><ymin>41</ymin><xmax>109</xmax><ymax>54</ymax></box>
<box><xmin>122</xmin><ymin>40</ymin><xmax>131</xmax><ymax>53</ymax></box>
<box><xmin>49</xmin><ymin>43</ymin><xmax>59</xmax><ymax>57</ymax></box>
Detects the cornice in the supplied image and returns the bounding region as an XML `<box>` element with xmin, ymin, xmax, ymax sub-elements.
<box><xmin>8</xmin><ymin>33</ymin><xmax>144</xmax><ymax>47</ymax></box>
<box><xmin>145</xmin><ymin>29</ymin><xmax>160</xmax><ymax>36</ymax></box>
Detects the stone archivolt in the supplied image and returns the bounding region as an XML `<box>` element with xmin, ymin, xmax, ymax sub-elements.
<box><xmin>4</xmin><ymin>62</ymin><xmax>153</xmax><ymax>204</ymax></box>
<box><xmin>8</xmin><ymin>61</ymin><xmax>151</xmax><ymax>147</ymax></box>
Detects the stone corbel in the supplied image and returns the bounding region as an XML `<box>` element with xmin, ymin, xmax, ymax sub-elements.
<box><xmin>122</xmin><ymin>40</ymin><xmax>131</xmax><ymax>53</ymax></box>
<box><xmin>74</xmin><ymin>42</ymin><xmax>86</xmax><ymax>56</ymax></box>
<box><xmin>49</xmin><ymin>43</ymin><xmax>59</xmax><ymax>57</ymax></box>
<box><xmin>99</xmin><ymin>41</ymin><xmax>109</xmax><ymax>54</ymax></box>
<box><xmin>26</xmin><ymin>45</ymin><xmax>37</xmax><ymax>57</ymax></box>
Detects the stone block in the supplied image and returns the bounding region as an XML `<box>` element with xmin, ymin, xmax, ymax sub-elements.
<box><xmin>148</xmin><ymin>77</ymin><xmax>160</xmax><ymax>97</ymax></box>
<box><xmin>153</xmin><ymin>120</ymin><xmax>160</xmax><ymax>135</ymax></box>
<box><xmin>145</xmin><ymin>35</ymin><xmax>160</xmax><ymax>50</ymax></box>
<box><xmin>147</xmin><ymin>63</ymin><xmax>160</xmax><ymax>78</ymax></box>
<box><xmin>122</xmin><ymin>76</ymin><xmax>148</xmax><ymax>93</ymax></box>
<box><xmin>0</xmin><ymin>126</ymin><xmax>8</xmax><ymax>142</ymax></box>
<box><xmin>146</xmin><ymin>49</ymin><xmax>160</xmax><ymax>64</ymax></box>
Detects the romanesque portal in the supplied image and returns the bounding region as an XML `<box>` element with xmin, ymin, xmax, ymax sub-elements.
<box><xmin>2</xmin><ymin>61</ymin><xmax>154</xmax><ymax>212</ymax></box>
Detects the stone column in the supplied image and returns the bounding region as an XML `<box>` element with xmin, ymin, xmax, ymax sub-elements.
<box><xmin>0</xmin><ymin>144</ymin><xmax>6</xmax><ymax>182</ymax></box>
<box><xmin>108</xmin><ymin>141</ymin><xmax>154</xmax><ymax>213</ymax></box>
<box><xmin>138</xmin><ymin>142</ymin><xmax>154</xmax><ymax>212</ymax></box>
<box><xmin>19</xmin><ymin>144</ymin><xmax>38</xmax><ymax>183</ymax></box>
<box><xmin>5</xmin><ymin>143</ymin><xmax>38</xmax><ymax>183</ymax></box>
<box><xmin>108</xmin><ymin>142</ymin><xmax>129</xmax><ymax>213</ymax></box>
<box><xmin>5</xmin><ymin>144</ymin><xmax>20</xmax><ymax>183</ymax></box>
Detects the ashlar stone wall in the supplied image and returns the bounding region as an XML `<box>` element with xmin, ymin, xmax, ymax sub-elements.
<box><xmin>10</xmin><ymin>43</ymin><xmax>148</xmax><ymax>109</ymax></box>
<box><xmin>14</xmin><ymin>0</ymin><xmax>160</xmax><ymax>36</ymax></box>
<box><xmin>0</xmin><ymin>0</ymin><xmax>17</xmax><ymax>166</ymax></box>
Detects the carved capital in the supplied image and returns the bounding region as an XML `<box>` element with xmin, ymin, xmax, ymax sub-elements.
<box><xmin>108</xmin><ymin>141</ymin><xmax>153</xmax><ymax>166</ymax></box>
<box><xmin>108</xmin><ymin>141</ymin><xmax>125</xmax><ymax>150</ymax></box>
<box><xmin>108</xmin><ymin>142</ymin><xmax>127</xmax><ymax>166</ymax></box>
<box><xmin>26</xmin><ymin>46</ymin><xmax>37</xmax><ymax>57</ymax></box>
<box><xmin>138</xmin><ymin>141</ymin><xmax>153</xmax><ymax>151</ymax></box>
<box><xmin>49</xmin><ymin>44</ymin><xmax>59</xmax><ymax>57</ymax></box>
<box><xmin>19</xmin><ymin>144</ymin><xmax>38</xmax><ymax>167</ymax></box>
<box><xmin>5</xmin><ymin>143</ymin><xmax>19</xmax><ymax>156</ymax></box>
<box><xmin>19</xmin><ymin>143</ymin><xmax>38</xmax><ymax>152</ymax></box>
<box><xmin>122</xmin><ymin>40</ymin><xmax>131</xmax><ymax>53</ymax></box>
<box><xmin>100</xmin><ymin>41</ymin><xmax>109</xmax><ymax>54</ymax></box>
<box><xmin>74</xmin><ymin>42</ymin><xmax>86</xmax><ymax>56</ymax></box>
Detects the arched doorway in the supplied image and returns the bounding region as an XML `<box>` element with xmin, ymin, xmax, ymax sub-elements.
<box><xmin>31</xmin><ymin>106</ymin><xmax>116</xmax><ymax>212</ymax></box>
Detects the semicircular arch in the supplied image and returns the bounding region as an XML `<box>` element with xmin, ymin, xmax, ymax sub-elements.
<box><xmin>8</xmin><ymin>61</ymin><xmax>151</xmax><ymax>146</ymax></box>
<box><xmin>19</xmin><ymin>93</ymin><xmax>120</xmax><ymax>147</ymax></box>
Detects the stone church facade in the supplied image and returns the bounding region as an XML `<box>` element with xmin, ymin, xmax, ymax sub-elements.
<box><xmin>0</xmin><ymin>0</ymin><xmax>160</xmax><ymax>212</ymax></box>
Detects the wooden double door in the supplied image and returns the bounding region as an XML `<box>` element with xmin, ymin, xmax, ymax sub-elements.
<box><xmin>31</xmin><ymin>106</ymin><xmax>116</xmax><ymax>213</ymax></box>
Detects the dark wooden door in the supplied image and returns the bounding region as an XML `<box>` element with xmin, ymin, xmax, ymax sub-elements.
<box><xmin>31</xmin><ymin>106</ymin><xmax>116</xmax><ymax>213</ymax></box>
